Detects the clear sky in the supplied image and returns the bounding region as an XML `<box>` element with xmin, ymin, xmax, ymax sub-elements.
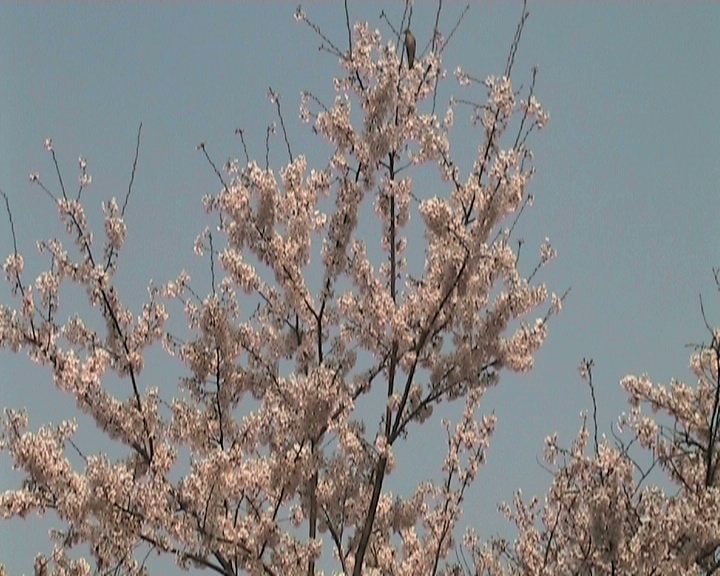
<box><xmin>1</xmin><ymin>2</ymin><xmax>719</xmax><ymax>574</ymax></box>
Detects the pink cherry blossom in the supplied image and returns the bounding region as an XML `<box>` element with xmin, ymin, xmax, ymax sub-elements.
<box><xmin>0</xmin><ymin>5</ymin><xmax>563</xmax><ymax>576</ymax></box>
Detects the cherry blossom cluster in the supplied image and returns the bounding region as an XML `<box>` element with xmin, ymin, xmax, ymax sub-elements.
<box><xmin>0</xmin><ymin>5</ymin><xmax>556</xmax><ymax>576</ymax></box>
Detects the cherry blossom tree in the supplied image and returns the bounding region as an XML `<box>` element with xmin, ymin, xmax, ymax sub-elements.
<box><xmin>0</xmin><ymin>3</ymin><xmax>559</xmax><ymax>575</ymax></box>
<box><xmin>468</xmin><ymin>290</ymin><xmax>720</xmax><ymax>575</ymax></box>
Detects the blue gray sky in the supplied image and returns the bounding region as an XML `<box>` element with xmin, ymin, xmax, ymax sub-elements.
<box><xmin>1</xmin><ymin>2</ymin><xmax>719</xmax><ymax>573</ymax></box>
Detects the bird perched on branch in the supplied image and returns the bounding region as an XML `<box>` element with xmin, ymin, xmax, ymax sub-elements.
<box><xmin>404</xmin><ymin>28</ymin><xmax>416</xmax><ymax>69</ymax></box>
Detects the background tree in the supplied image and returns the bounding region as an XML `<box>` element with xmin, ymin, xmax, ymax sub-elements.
<box><xmin>469</xmin><ymin>285</ymin><xmax>720</xmax><ymax>575</ymax></box>
<box><xmin>0</xmin><ymin>3</ymin><xmax>559</xmax><ymax>575</ymax></box>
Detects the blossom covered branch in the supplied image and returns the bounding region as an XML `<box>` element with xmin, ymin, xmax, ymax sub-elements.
<box><xmin>0</xmin><ymin>3</ymin><xmax>557</xmax><ymax>575</ymax></box>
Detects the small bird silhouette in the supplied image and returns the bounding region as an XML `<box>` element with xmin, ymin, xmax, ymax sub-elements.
<box><xmin>404</xmin><ymin>28</ymin><xmax>416</xmax><ymax>69</ymax></box>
